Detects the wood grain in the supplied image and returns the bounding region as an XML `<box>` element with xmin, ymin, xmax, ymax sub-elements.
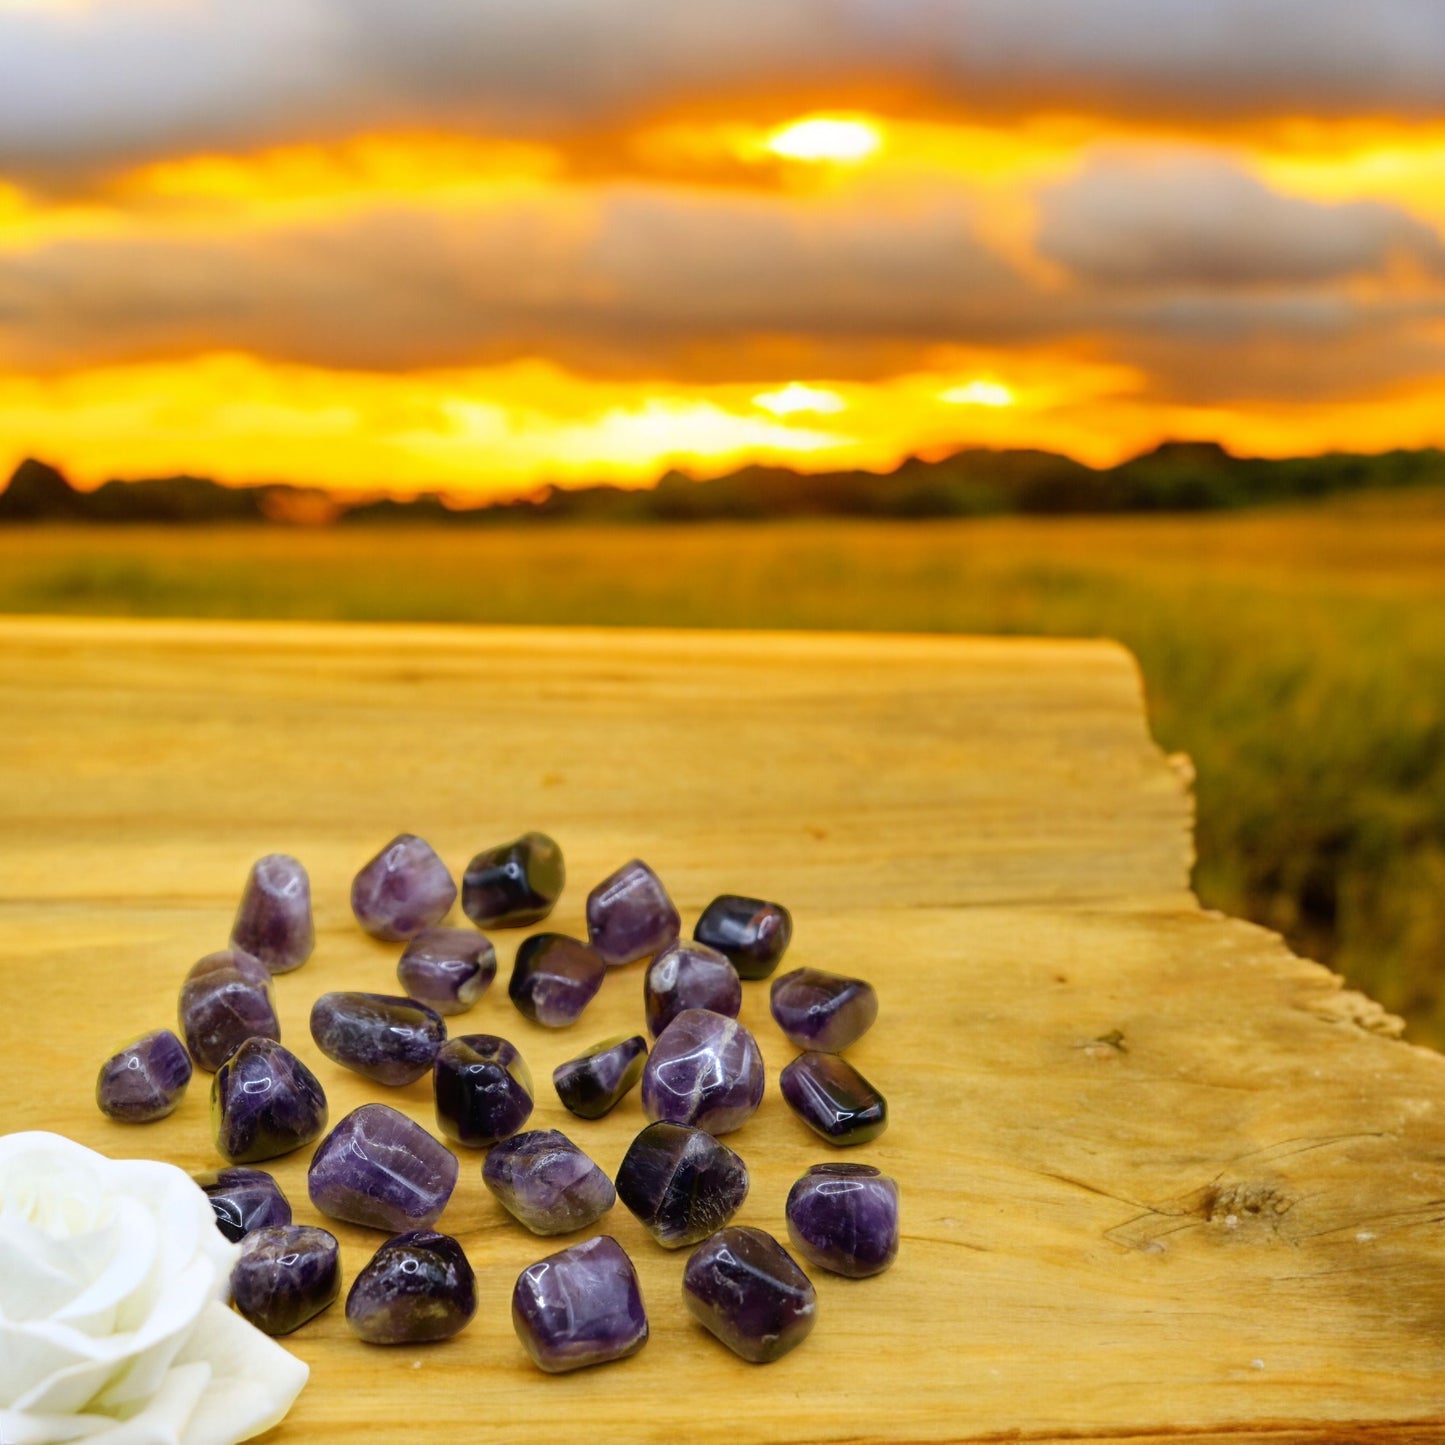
<box><xmin>1</xmin><ymin>615</ymin><xmax>1442</xmax><ymax>1445</ymax></box>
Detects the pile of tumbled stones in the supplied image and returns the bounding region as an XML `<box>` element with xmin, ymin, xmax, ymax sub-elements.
<box><xmin>94</xmin><ymin>832</ymin><xmax>898</xmax><ymax>1369</ymax></box>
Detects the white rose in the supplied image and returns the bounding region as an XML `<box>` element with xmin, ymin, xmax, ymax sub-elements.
<box><xmin>0</xmin><ymin>1132</ymin><xmax>309</xmax><ymax>1445</ymax></box>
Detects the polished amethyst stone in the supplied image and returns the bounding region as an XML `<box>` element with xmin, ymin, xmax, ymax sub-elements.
<box><xmin>231</xmin><ymin>1224</ymin><xmax>340</xmax><ymax>1336</ymax></box>
<box><xmin>553</xmin><ymin>1034</ymin><xmax>648</xmax><ymax>1120</ymax></box>
<box><xmin>351</xmin><ymin>833</ymin><xmax>457</xmax><ymax>941</ymax></box>
<box><xmin>212</xmin><ymin>1037</ymin><xmax>328</xmax><ymax>1164</ymax></box>
<box><xmin>682</xmin><ymin>1227</ymin><xmax>816</xmax><ymax>1363</ymax></box>
<box><xmin>178</xmin><ymin>948</ymin><xmax>279</xmax><ymax>1072</ymax></box>
<box><xmin>779</xmin><ymin>1051</ymin><xmax>886</xmax><ymax>1146</ymax></box>
<box><xmin>511</xmin><ymin>1235</ymin><xmax>647</xmax><ymax>1373</ymax></box>
<box><xmin>309</xmin><ymin>991</ymin><xmax>446</xmax><ymax>1086</ymax></box>
<box><xmin>462</xmin><ymin>832</ymin><xmax>565</xmax><ymax>929</ymax></box>
<box><xmin>615</xmin><ymin>1121</ymin><xmax>749</xmax><ymax>1248</ymax></box>
<box><xmin>641</xmin><ymin>1009</ymin><xmax>764</xmax><ymax>1135</ymax></box>
<box><xmin>483</xmin><ymin>1129</ymin><xmax>616</xmax><ymax>1235</ymax></box>
<box><xmin>347</xmin><ymin>1231</ymin><xmax>476</xmax><ymax>1344</ymax></box>
<box><xmin>694</xmin><ymin>895</ymin><xmax>793</xmax><ymax>981</ymax></box>
<box><xmin>308</xmin><ymin>1103</ymin><xmax>459</xmax><ymax>1231</ymax></box>
<box><xmin>433</xmin><ymin>1034</ymin><xmax>534</xmax><ymax>1147</ymax></box>
<box><xmin>786</xmin><ymin>1163</ymin><xmax>900</xmax><ymax>1277</ymax></box>
<box><xmin>643</xmin><ymin>942</ymin><xmax>741</xmax><ymax>1038</ymax></box>
<box><xmin>230</xmin><ymin>853</ymin><xmax>314</xmax><ymax>975</ymax></box>
<box><xmin>96</xmin><ymin>1029</ymin><xmax>192</xmax><ymax>1122</ymax></box>
<box><xmin>770</xmin><ymin>967</ymin><xmax>878</xmax><ymax>1053</ymax></box>
<box><xmin>195</xmin><ymin>1166</ymin><xmax>291</xmax><ymax>1242</ymax></box>
<box><xmin>509</xmin><ymin>933</ymin><xmax>606</xmax><ymax>1027</ymax></box>
<box><xmin>397</xmin><ymin>927</ymin><xmax>497</xmax><ymax>1015</ymax></box>
<box><xmin>585</xmin><ymin>859</ymin><xmax>680</xmax><ymax>966</ymax></box>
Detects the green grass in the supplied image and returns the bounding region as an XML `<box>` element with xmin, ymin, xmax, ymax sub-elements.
<box><xmin>2</xmin><ymin>491</ymin><xmax>1442</xmax><ymax>1042</ymax></box>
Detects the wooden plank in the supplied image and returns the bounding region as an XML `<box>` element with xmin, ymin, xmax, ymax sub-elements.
<box><xmin>0</xmin><ymin>615</ymin><xmax>1440</xmax><ymax>1444</ymax></box>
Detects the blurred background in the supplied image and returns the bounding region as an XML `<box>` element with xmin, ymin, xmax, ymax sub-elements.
<box><xmin>0</xmin><ymin>2</ymin><xmax>1441</xmax><ymax>1038</ymax></box>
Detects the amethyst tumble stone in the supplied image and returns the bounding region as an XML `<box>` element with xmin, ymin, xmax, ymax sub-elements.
<box><xmin>615</xmin><ymin>1121</ymin><xmax>749</xmax><ymax>1248</ymax></box>
<box><xmin>770</xmin><ymin>967</ymin><xmax>879</xmax><ymax>1053</ymax></box>
<box><xmin>462</xmin><ymin>832</ymin><xmax>565</xmax><ymax>929</ymax></box>
<box><xmin>553</xmin><ymin>1034</ymin><xmax>648</xmax><ymax>1120</ymax></box>
<box><xmin>682</xmin><ymin>1226</ymin><xmax>817</xmax><ymax>1364</ymax></box>
<box><xmin>643</xmin><ymin>942</ymin><xmax>741</xmax><ymax>1038</ymax></box>
<box><xmin>585</xmin><ymin>859</ymin><xmax>679</xmax><ymax>966</ymax></box>
<box><xmin>509</xmin><ymin>933</ymin><xmax>606</xmax><ymax>1027</ymax></box>
<box><xmin>212</xmin><ymin>1037</ymin><xmax>328</xmax><ymax>1164</ymax></box>
<box><xmin>230</xmin><ymin>853</ymin><xmax>314</xmax><ymax>974</ymax></box>
<box><xmin>694</xmin><ymin>894</ymin><xmax>793</xmax><ymax>981</ymax></box>
<box><xmin>512</xmin><ymin>1235</ymin><xmax>648</xmax><ymax>1373</ymax></box>
<box><xmin>96</xmin><ymin>1029</ymin><xmax>192</xmax><ymax>1123</ymax></box>
<box><xmin>779</xmin><ymin>1051</ymin><xmax>887</xmax><ymax>1146</ymax></box>
<box><xmin>347</xmin><ymin>1231</ymin><xmax>476</xmax><ymax>1345</ymax></box>
<box><xmin>308</xmin><ymin>1103</ymin><xmax>459</xmax><ymax>1232</ymax></box>
<box><xmin>179</xmin><ymin>948</ymin><xmax>279</xmax><ymax>1072</ymax></box>
<box><xmin>641</xmin><ymin>1008</ymin><xmax>764</xmax><ymax>1136</ymax></box>
<box><xmin>195</xmin><ymin>1166</ymin><xmax>291</xmax><ymax>1242</ymax></box>
<box><xmin>786</xmin><ymin>1163</ymin><xmax>900</xmax><ymax>1277</ymax></box>
<box><xmin>309</xmin><ymin>991</ymin><xmax>446</xmax><ymax>1086</ymax></box>
<box><xmin>483</xmin><ymin>1129</ymin><xmax>616</xmax><ymax>1235</ymax></box>
<box><xmin>231</xmin><ymin>1224</ymin><xmax>340</xmax><ymax>1336</ymax></box>
<box><xmin>351</xmin><ymin>833</ymin><xmax>457</xmax><ymax>941</ymax></box>
<box><xmin>433</xmin><ymin>1034</ymin><xmax>534</xmax><ymax>1147</ymax></box>
<box><xmin>397</xmin><ymin>927</ymin><xmax>496</xmax><ymax>1015</ymax></box>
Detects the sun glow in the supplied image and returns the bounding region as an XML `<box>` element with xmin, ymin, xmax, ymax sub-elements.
<box><xmin>939</xmin><ymin>380</ymin><xmax>1016</xmax><ymax>409</ymax></box>
<box><xmin>762</xmin><ymin>117</ymin><xmax>882</xmax><ymax>164</ymax></box>
<box><xmin>752</xmin><ymin>384</ymin><xmax>848</xmax><ymax>417</ymax></box>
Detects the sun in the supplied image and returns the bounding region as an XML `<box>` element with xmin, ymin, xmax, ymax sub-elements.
<box><xmin>938</xmin><ymin>380</ymin><xmax>1015</xmax><ymax>409</ymax></box>
<box><xmin>762</xmin><ymin>117</ymin><xmax>882</xmax><ymax>164</ymax></box>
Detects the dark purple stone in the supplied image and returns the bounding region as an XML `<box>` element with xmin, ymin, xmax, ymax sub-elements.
<box><xmin>641</xmin><ymin>1009</ymin><xmax>764</xmax><ymax>1136</ymax></box>
<box><xmin>351</xmin><ymin>834</ymin><xmax>457</xmax><ymax>941</ymax></box>
<box><xmin>553</xmin><ymin>1034</ymin><xmax>648</xmax><ymax>1120</ymax></box>
<box><xmin>682</xmin><ymin>1226</ymin><xmax>817</xmax><ymax>1363</ymax></box>
<box><xmin>195</xmin><ymin>1167</ymin><xmax>291</xmax><ymax>1242</ymax></box>
<box><xmin>230</xmin><ymin>853</ymin><xmax>314</xmax><ymax>975</ymax></box>
<box><xmin>614</xmin><ymin>1121</ymin><xmax>748</xmax><ymax>1249</ymax></box>
<box><xmin>483</xmin><ymin>1129</ymin><xmax>616</xmax><ymax>1235</ymax></box>
<box><xmin>212</xmin><ymin>1037</ymin><xmax>328</xmax><ymax>1164</ymax></box>
<box><xmin>462</xmin><ymin>832</ymin><xmax>565</xmax><ymax>929</ymax></box>
<box><xmin>433</xmin><ymin>1034</ymin><xmax>534</xmax><ymax>1147</ymax></box>
<box><xmin>785</xmin><ymin>1163</ymin><xmax>900</xmax><ymax>1278</ymax></box>
<box><xmin>397</xmin><ymin>927</ymin><xmax>497</xmax><ymax>1015</ymax></box>
<box><xmin>694</xmin><ymin>895</ymin><xmax>793</xmax><ymax>981</ymax></box>
<box><xmin>508</xmin><ymin>933</ymin><xmax>606</xmax><ymax>1028</ymax></box>
<box><xmin>779</xmin><ymin>1051</ymin><xmax>886</xmax><ymax>1146</ymax></box>
<box><xmin>96</xmin><ymin>1029</ymin><xmax>192</xmax><ymax>1122</ymax></box>
<box><xmin>231</xmin><ymin>1224</ymin><xmax>340</xmax><ymax>1336</ymax></box>
<box><xmin>178</xmin><ymin>948</ymin><xmax>279</xmax><ymax>1073</ymax></box>
<box><xmin>347</xmin><ymin>1230</ymin><xmax>476</xmax><ymax>1345</ymax></box>
<box><xmin>309</xmin><ymin>991</ymin><xmax>446</xmax><ymax>1086</ymax></box>
<box><xmin>643</xmin><ymin>942</ymin><xmax>741</xmax><ymax>1038</ymax></box>
<box><xmin>511</xmin><ymin>1235</ymin><xmax>647</xmax><ymax>1373</ymax></box>
<box><xmin>308</xmin><ymin>1103</ymin><xmax>459</xmax><ymax>1232</ymax></box>
<box><xmin>585</xmin><ymin>859</ymin><xmax>680</xmax><ymax>966</ymax></box>
<box><xmin>770</xmin><ymin>967</ymin><xmax>878</xmax><ymax>1053</ymax></box>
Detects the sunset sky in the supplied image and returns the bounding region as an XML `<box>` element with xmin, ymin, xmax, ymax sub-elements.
<box><xmin>2</xmin><ymin>1</ymin><xmax>1445</xmax><ymax>498</ymax></box>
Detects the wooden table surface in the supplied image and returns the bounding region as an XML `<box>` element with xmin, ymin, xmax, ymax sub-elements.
<box><xmin>2</xmin><ymin>615</ymin><xmax>1443</xmax><ymax>1445</ymax></box>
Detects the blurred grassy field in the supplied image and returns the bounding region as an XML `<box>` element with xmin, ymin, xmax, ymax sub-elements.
<box><xmin>2</xmin><ymin>489</ymin><xmax>1442</xmax><ymax>1042</ymax></box>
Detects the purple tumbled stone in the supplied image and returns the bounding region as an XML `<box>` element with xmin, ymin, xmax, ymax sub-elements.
<box><xmin>178</xmin><ymin>948</ymin><xmax>279</xmax><ymax>1072</ymax></box>
<box><xmin>511</xmin><ymin>1235</ymin><xmax>648</xmax><ymax>1373</ymax></box>
<box><xmin>195</xmin><ymin>1166</ymin><xmax>291</xmax><ymax>1242</ymax></box>
<box><xmin>641</xmin><ymin>1008</ymin><xmax>764</xmax><ymax>1136</ymax></box>
<box><xmin>212</xmin><ymin>1037</ymin><xmax>328</xmax><ymax>1164</ymax></box>
<box><xmin>553</xmin><ymin>1034</ymin><xmax>648</xmax><ymax>1120</ymax></box>
<box><xmin>231</xmin><ymin>1224</ymin><xmax>340</xmax><ymax>1336</ymax></box>
<box><xmin>397</xmin><ymin>927</ymin><xmax>496</xmax><ymax>1015</ymax></box>
<box><xmin>347</xmin><ymin>1230</ymin><xmax>476</xmax><ymax>1345</ymax></box>
<box><xmin>351</xmin><ymin>834</ymin><xmax>457</xmax><ymax>941</ymax></box>
<box><xmin>96</xmin><ymin>1028</ymin><xmax>192</xmax><ymax>1122</ymax></box>
<box><xmin>509</xmin><ymin>933</ymin><xmax>606</xmax><ymax>1027</ymax></box>
<box><xmin>308</xmin><ymin>1103</ymin><xmax>459</xmax><ymax>1232</ymax></box>
<box><xmin>585</xmin><ymin>859</ymin><xmax>680</xmax><ymax>966</ymax></box>
<box><xmin>682</xmin><ymin>1226</ymin><xmax>817</xmax><ymax>1364</ymax></box>
<box><xmin>694</xmin><ymin>894</ymin><xmax>793</xmax><ymax>980</ymax></box>
<box><xmin>770</xmin><ymin>967</ymin><xmax>878</xmax><ymax>1053</ymax></box>
<box><xmin>230</xmin><ymin>853</ymin><xmax>314</xmax><ymax>975</ymax></box>
<box><xmin>785</xmin><ymin>1163</ymin><xmax>900</xmax><ymax>1278</ymax></box>
<box><xmin>779</xmin><ymin>1051</ymin><xmax>887</xmax><ymax>1146</ymax></box>
<box><xmin>643</xmin><ymin>942</ymin><xmax>741</xmax><ymax>1038</ymax></box>
<box><xmin>309</xmin><ymin>991</ymin><xmax>446</xmax><ymax>1086</ymax></box>
<box><xmin>483</xmin><ymin>1129</ymin><xmax>616</xmax><ymax>1235</ymax></box>
<box><xmin>462</xmin><ymin>832</ymin><xmax>565</xmax><ymax>929</ymax></box>
<box><xmin>614</xmin><ymin>1121</ymin><xmax>749</xmax><ymax>1248</ymax></box>
<box><xmin>433</xmin><ymin>1034</ymin><xmax>534</xmax><ymax>1147</ymax></box>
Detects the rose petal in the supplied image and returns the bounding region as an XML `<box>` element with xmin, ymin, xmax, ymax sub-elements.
<box><xmin>0</xmin><ymin>1218</ymin><xmax>119</xmax><ymax>1324</ymax></box>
